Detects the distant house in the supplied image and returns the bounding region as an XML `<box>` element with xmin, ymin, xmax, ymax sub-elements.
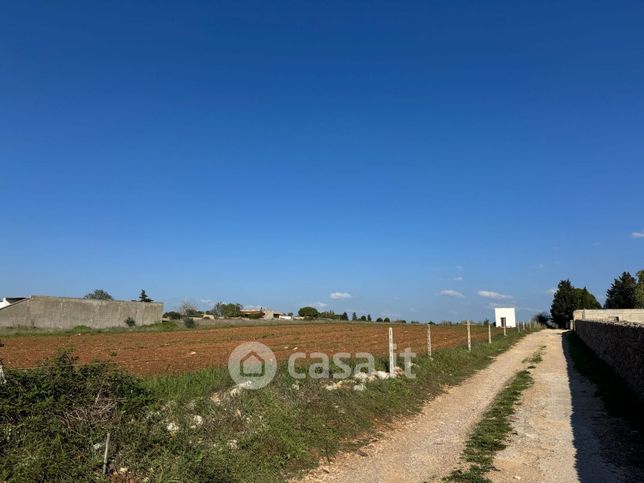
<box><xmin>494</xmin><ymin>307</ymin><xmax>516</xmax><ymax>328</ymax></box>
<box><xmin>240</xmin><ymin>307</ymin><xmax>284</xmax><ymax>320</ymax></box>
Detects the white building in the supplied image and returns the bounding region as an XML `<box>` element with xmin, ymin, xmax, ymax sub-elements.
<box><xmin>494</xmin><ymin>307</ymin><xmax>516</xmax><ymax>328</ymax></box>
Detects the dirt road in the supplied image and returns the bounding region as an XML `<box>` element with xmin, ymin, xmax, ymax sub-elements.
<box><xmin>300</xmin><ymin>330</ymin><xmax>548</xmax><ymax>483</ymax></box>
<box><xmin>492</xmin><ymin>330</ymin><xmax>644</xmax><ymax>483</ymax></box>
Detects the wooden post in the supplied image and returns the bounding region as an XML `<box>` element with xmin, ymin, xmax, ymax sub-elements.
<box><xmin>102</xmin><ymin>431</ymin><xmax>111</xmax><ymax>475</ymax></box>
<box><xmin>467</xmin><ymin>320</ymin><xmax>471</xmax><ymax>351</ymax></box>
<box><xmin>427</xmin><ymin>324</ymin><xmax>432</xmax><ymax>359</ymax></box>
<box><xmin>488</xmin><ymin>323</ymin><xmax>491</xmax><ymax>344</ymax></box>
<box><xmin>388</xmin><ymin>327</ymin><xmax>395</xmax><ymax>375</ymax></box>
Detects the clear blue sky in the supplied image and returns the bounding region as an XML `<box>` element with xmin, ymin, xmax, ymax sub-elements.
<box><xmin>2</xmin><ymin>1</ymin><xmax>643</xmax><ymax>321</ymax></box>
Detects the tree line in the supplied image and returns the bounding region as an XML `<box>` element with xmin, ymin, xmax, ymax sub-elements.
<box><xmin>550</xmin><ymin>270</ymin><xmax>644</xmax><ymax>327</ymax></box>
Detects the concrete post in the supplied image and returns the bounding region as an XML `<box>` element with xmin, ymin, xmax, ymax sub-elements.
<box><xmin>388</xmin><ymin>327</ymin><xmax>395</xmax><ymax>375</ymax></box>
<box><xmin>467</xmin><ymin>320</ymin><xmax>472</xmax><ymax>351</ymax></box>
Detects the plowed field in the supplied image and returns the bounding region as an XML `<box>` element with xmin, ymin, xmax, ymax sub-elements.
<box><xmin>0</xmin><ymin>323</ymin><xmax>504</xmax><ymax>376</ymax></box>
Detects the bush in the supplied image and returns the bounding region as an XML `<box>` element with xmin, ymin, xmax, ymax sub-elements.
<box><xmin>163</xmin><ymin>311</ymin><xmax>182</xmax><ymax>320</ymax></box>
<box><xmin>0</xmin><ymin>352</ymin><xmax>159</xmax><ymax>481</ymax></box>
<box><xmin>183</xmin><ymin>317</ymin><xmax>196</xmax><ymax>329</ymax></box>
<box><xmin>124</xmin><ymin>317</ymin><xmax>136</xmax><ymax>328</ymax></box>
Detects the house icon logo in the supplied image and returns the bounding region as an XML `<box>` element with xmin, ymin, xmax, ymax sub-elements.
<box><xmin>228</xmin><ymin>342</ymin><xmax>277</xmax><ymax>390</ymax></box>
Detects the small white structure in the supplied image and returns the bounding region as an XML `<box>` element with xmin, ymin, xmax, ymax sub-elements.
<box><xmin>494</xmin><ymin>307</ymin><xmax>516</xmax><ymax>328</ymax></box>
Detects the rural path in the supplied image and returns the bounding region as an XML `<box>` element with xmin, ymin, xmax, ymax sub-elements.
<box><xmin>491</xmin><ymin>330</ymin><xmax>644</xmax><ymax>483</ymax></box>
<box><xmin>299</xmin><ymin>330</ymin><xmax>548</xmax><ymax>483</ymax></box>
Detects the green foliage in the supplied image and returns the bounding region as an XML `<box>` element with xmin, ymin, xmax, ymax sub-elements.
<box><xmin>376</xmin><ymin>317</ymin><xmax>383</xmax><ymax>322</ymax></box>
<box><xmin>138</xmin><ymin>289</ymin><xmax>153</xmax><ymax>303</ymax></box>
<box><xmin>163</xmin><ymin>311</ymin><xmax>182</xmax><ymax>320</ymax></box>
<box><xmin>209</xmin><ymin>302</ymin><xmax>242</xmax><ymax>318</ymax></box>
<box><xmin>298</xmin><ymin>306</ymin><xmax>319</xmax><ymax>318</ymax></box>
<box><xmin>183</xmin><ymin>317</ymin><xmax>196</xmax><ymax>328</ymax></box>
<box><xmin>605</xmin><ymin>271</ymin><xmax>638</xmax><ymax>309</ymax></box>
<box><xmin>83</xmin><ymin>289</ymin><xmax>113</xmax><ymax>301</ymax></box>
<box><xmin>636</xmin><ymin>270</ymin><xmax>644</xmax><ymax>309</ymax></box>
<box><xmin>351</xmin><ymin>312</ymin><xmax>358</xmax><ymax>321</ymax></box>
<box><xmin>367</xmin><ymin>314</ymin><xmax>372</xmax><ymax>321</ymax></box>
<box><xmin>359</xmin><ymin>315</ymin><xmax>367</xmax><ymax>321</ymax></box>
<box><xmin>383</xmin><ymin>317</ymin><xmax>391</xmax><ymax>323</ymax></box>
<box><xmin>124</xmin><ymin>317</ymin><xmax>136</xmax><ymax>327</ymax></box>
<box><xmin>341</xmin><ymin>312</ymin><xmax>349</xmax><ymax>320</ymax></box>
<box><xmin>550</xmin><ymin>280</ymin><xmax>600</xmax><ymax>328</ymax></box>
<box><xmin>532</xmin><ymin>312</ymin><xmax>551</xmax><ymax>326</ymax></box>
<box><xmin>0</xmin><ymin>352</ymin><xmax>159</xmax><ymax>481</ymax></box>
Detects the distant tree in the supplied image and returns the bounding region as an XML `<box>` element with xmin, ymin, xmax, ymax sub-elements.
<box><xmin>605</xmin><ymin>272</ymin><xmax>638</xmax><ymax>309</ymax></box>
<box><xmin>551</xmin><ymin>280</ymin><xmax>578</xmax><ymax>328</ymax></box>
<box><xmin>183</xmin><ymin>317</ymin><xmax>196</xmax><ymax>328</ymax></box>
<box><xmin>428</xmin><ymin>321</ymin><xmax>436</xmax><ymax>325</ymax></box>
<box><xmin>376</xmin><ymin>317</ymin><xmax>383</xmax><ymax>322</ymax></box>
<box><xmin>383</xmin><ymin>317</ymin><xmax>391</xmax><ymax>323</ymax></box>
<box><xmin>298</xmin><ymin>306</ymin><xmax>319</xmax><ymax>318</ymax></box>
<box><xmin>551</xmin><ymin>280</ymin><xmax>601</xmax><ymax>328</ymax></box>
<box><xmin>359</xmin><ymin>315</ymin><xmax>367</xmax><ymax>321</ymax></box>
<box><xmin>138</xmin><ymin>290</ymin><xmax>153</xmax><ymax>303</ymax></box>
<box><xmin>367</xmin><ymin>314</ymin><xmax>372</xmax><ymax>321</ymax></box>
<box><xmin>532</xmin><ymin>312</ymin><xmax>551</xmax><ymax>326</ymax></box>
<box><xmin>319</xmin><ymin>311</ymin><xmax>337</xmax><ymax>319</ymax></box>
<box><xmin>84</xmin><ymin>289</ymin><xmax>113</xmax><ymax>301</ymax></box>
<box><xmin>482</xmin><ymin>318</ymin><xmax>491</xmax><ymax>325</ymax></box>
<box><xmin>178</xmin><ymin>301</ymin><xmax>199</xmax><ymax>317</ymax></box>
<box><xmin>351</xmin><ymin>312</ymin><xmax>358</xmax><ymax>321</ymax></box>
<box><xmin>635</xmin><ymin>270</ymin><xmax>644</xmax><ymax>309</ymax></box>
<box><xmin>210</xmin><ymin>302</ymin><xmax>242</xmax><ymax>318</ymax></box>
<box><xmin>399</xmin><ymin>319</ymin><xmax>407</xmax><ymax>324</ymax></box>
<box><xmin>341</xmin><ymin>312</ymin><xmax>349</xmax><ymax>320</ymax></box>
<box><xmin>163</xmin><ymin>311</ymin><xmax>181</xmax><ymax>320</ymax></box>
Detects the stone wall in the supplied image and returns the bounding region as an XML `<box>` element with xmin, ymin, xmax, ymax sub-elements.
<box><xmin>573</xmin><ymin>309</ymin><xmax>644</xmax><ymax>324</ymax></box>
<box><xmin>0</xmin><ymin>296</ymin><xmax>163</xmax><ymax>329</ymax></box>
<box><xmin>574</xmin><ymin>319</ymin><xmax>644</xmax><ymax>400</ymax></box>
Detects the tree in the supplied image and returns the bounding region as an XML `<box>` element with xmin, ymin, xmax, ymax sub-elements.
<box><xmin>178</xmin><ymin>300</ymin><xmax>199</xmax><ymax>317</ymax></box>
<box><xmin>351</xmin><ymin>312</ymin><xmax>358</xmax><ymax>321</ymax></box>
<box><xmin>84</xmin><ymin>289</ymin><xmax>113</xmax><ymax>301</ymax></box>
<box><xmin>635</xmin><ymin>270</ymin><xmax>644</xmax><ymax>309</ymax></box>
<box><xmin>605</xmin><ymin>272</ymin><xmax>637</xmax><ymax>309</ymax></box>
<box><xmin>341</xmin><ymin>312</ymin><xmax>349</xmax><ymax>320</ymax></box>
<box><xmin>550</xmin><ymin>280</ymin><xmax>601</xmax><ymax>328</ymax></box>
<box><xmin>383</xmin><ymin>317</ymin><xmax>391</xmax><ymax>323</ymax></box>
<box><xmin>367</xmin><ymin>314</ymin><xmax>372</xmax><ymax>321</ymax></box>
<box><xmin>139</xmin><ymin>290</ymin><xmax>153</xmax><ymax>303</ymax></box>
<box><xmin>210</xmin><ymin>302</ymin><xmax>242</xmax><ymax>318</ymax></box>
<box><xmin>532</xmin><ymin>312</ymin><xmax>551</xmax><ymax>326</ymax></box>
<box><xmin>376</xmin><ymin>317</ymin><xmax>383</xmax><ymax>322</ymax></box>
<box><xmin>298</xmin><ymin>306</ymin><xmax>319</xmax><ymax>318</ymax></box>
<box><xmin>359</xmin><ymin>315</ymin><xmax>367</xmax><ymax>321</ymax></box>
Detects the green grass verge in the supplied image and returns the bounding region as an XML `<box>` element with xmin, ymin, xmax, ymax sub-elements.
<box><xmin>445</xmin><ymin>348</ymin><xmax>543</xmax><ymax>483</ymax></box>
<box><xmin>0</xmin><ymin>329</ymin><xmax>538</xmax><ymax>482</ymax></box>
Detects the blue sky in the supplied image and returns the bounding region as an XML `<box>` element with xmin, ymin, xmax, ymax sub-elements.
<box><xmin>1</xmin><ymin>1</ymin><xmax>643</xmax><ymax>321</ymax></box>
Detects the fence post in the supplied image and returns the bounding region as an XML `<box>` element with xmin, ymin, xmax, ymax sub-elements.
<box><xmin>503</xmin><ymin>324</ymin><xmax>506</xmax><ymax>337</ymax></box>
<box><xmin>427</xmin><ymin>324</ymin><xmax>432</xmax><ymax>359</ymax></box>
<box><xmin>467</xmin><ymin>320</ymin><xmax>471</xmax><ymax>351</ymax></box>
<box><xmin>388</xmin><ymin>327</ymin><xmax>395</xmax><ymax>375</ymax></box>
<box><xmin>488</xmin><ymin>323</ymin><xmax>491</xmax><ymax>344</ymax></box>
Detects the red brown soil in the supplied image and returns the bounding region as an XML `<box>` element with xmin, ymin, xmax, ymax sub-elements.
<box><xmin>0</xmin><ymin>324</ymin><xmax>502</xmax><ymax>376</ymax></box>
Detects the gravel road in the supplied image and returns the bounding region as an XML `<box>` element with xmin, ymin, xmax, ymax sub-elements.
<box><xmin>492</xmin><ymin>330</ymin><xmax>644</xmax><ymax>483</ymax></box>
<box><xmin>299</xmin><ymin>330</ymin><xmax>548</xmax><ymax>483</ymax></box>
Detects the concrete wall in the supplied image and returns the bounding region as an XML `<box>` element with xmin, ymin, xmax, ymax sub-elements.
<box><xmin>575</xmin><ymin>319</ymin><xmax>644</xmax><ymax>401</ymax></box>
<box><xmin>0</xmin><ymin>296</ymin><xmax>163</xmax><ymax>329</ymax></box>
<box><xmin>573</xmin><ymin>309</ymin><xmax>644</xmax><ymax>324</ymax></box>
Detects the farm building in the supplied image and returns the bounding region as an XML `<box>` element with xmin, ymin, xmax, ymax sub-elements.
<box><xmin>240</xmin><ymin>307</ymin><xmax>285</xmax><ymax>320</ymax></box>
<box><xmin>0</xmin><ymin>295</ymin><xmax>164</xmax><ymax>330</ymax></box>
<box><xmin>494</xmin><ymin>307</ymin><xmax>516</xmax><ymax>328</ymax></box>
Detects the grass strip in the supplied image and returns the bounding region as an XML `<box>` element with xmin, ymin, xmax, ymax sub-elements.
<box><xmin>445</xmin><ymin>349</ymin><xmax>542</xmax><ymax>483</ymax></box>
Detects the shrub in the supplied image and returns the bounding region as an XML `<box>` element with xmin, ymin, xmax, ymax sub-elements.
<box><xmin>124</xmin><ymin>317</ymin><xmax>136</xmax><ymax>328</ymax></box>
<box><xmin>0</xmin><ymin>352</ymin><xmax>159</xmax><ymax>481</ymax></box>
<box><xmin>163</xmin><ymin>311</ymin><xmax>182</xmax><ymax>320</ymax></box>
<box><xmin>183</xmin><ymin>317</ymin><xmax>196</xmax><ymax>329</ymax></box>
